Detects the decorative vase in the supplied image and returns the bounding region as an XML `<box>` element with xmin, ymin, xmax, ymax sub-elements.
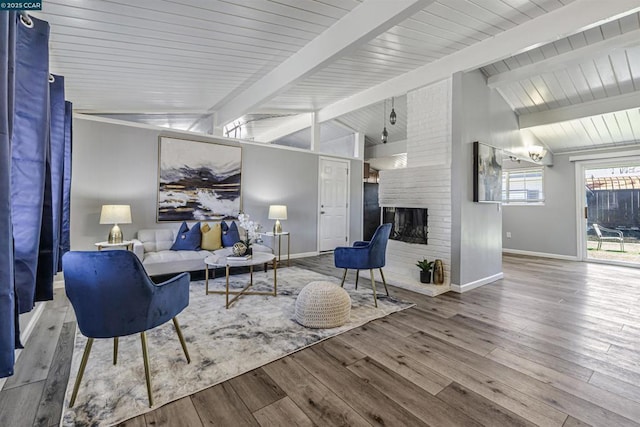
<box><xmin>433</xmin><ymin>259</ymin><xmax>444</xmax><ymax>285</ymax></box>
<box><xmin>419</xmin><ymin>270</ymin><xmax>431</xmax><ymax>284</ymax></box>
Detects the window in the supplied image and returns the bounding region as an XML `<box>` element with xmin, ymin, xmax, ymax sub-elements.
<box><xmin>502</xmin><ymin>168</ymin><xmax>544</xmax><ymax>205</ymax></box>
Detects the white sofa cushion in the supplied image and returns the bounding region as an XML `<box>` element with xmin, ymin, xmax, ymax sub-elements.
<box><xmin>138</xmin><ymin>229</ymin><xmax>176</xmax><ymax>253</ymax></box>
<box><xmin>143</xmin><ymin>249</ymin><xmax>213</xmax><ymax>276</ymax></box>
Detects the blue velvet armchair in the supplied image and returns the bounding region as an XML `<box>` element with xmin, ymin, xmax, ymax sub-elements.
<box><xmin>63</xmin><ymin>250</ymin><xmax>191</xmax><ymax>407</ymax></box>
<box><xmin>334</xmin><ymin>223</ymin><xmax>392</xmax><ymax>307</ymax></box>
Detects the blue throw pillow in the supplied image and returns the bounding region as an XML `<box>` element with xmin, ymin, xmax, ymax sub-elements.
<box><xmin>171</xmin><ymin>222</ymin><xmax>201</xmax><ymax>251</ymax></box>
<box><xmin>221</xmin><ymin>221</ymin><xmax>241</xmax><ymax>247</ymax></box>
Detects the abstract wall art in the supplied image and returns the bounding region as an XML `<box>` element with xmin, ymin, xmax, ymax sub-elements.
<box><xmin>473</xmin><ymin>141</ymin><xmax>502</xmax><ymax>203</ymax></box>
<box><xmin>157</xmin><ymin>137</ymin><xmax>242</xmax><ymax>221</ymax></box>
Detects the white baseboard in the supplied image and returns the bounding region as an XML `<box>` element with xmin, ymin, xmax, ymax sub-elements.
<box><xmin>451</xmin><ymin>272</ymin><xmax>504</xmax><ymax>293</ymax></box>
<box><xmin>289</xmin><ymin>251</ymin><xmax>319</xmax><ymax>260</ymax></box>
<box><xmin>502</xmin><ymin>248</ymin><xmax>578</xmax><ymax>261</ymax></box>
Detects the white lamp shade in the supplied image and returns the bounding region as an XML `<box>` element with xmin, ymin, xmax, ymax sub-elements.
<box><xmin>268</xmin><ymin>205</ymin><xmax>287</xmax><ymax>220</ymax></box>
<box><xmin>99</xmin><ymin>205</ymin><xmax>132</xmax><ymax>224</ymax></box>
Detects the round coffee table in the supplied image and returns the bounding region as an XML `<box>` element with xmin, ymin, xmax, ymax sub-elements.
<box><xmin>204</xmin><ymin>252</ymin><xmax>277</xmax><ymax>309</ymax></box>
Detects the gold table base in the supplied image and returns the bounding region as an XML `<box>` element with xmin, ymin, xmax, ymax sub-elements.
<box><xmin>205</xmin><ymin>260</ymin><xmax>277</xmax><ymax>309</ymax></box>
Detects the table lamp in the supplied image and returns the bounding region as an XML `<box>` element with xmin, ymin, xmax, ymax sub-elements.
<box><xmin>268</xmin><ymin>205</ymin><xmax>287</xmax><ymax>234</ymax></box>
<box><xmin>100</xmin><ymin>205</ymin><xmax>132</xmax><ymax>243</ymax></box>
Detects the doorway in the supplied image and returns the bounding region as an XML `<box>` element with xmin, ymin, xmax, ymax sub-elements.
<box><xmin>580</xmin><ymin>161</ymin><xmax>640</xmax><ymax>266</ymax></box>
<box><xmin>318</xmin><ymin>157</ymin><xmax>350</xmax><ymax>252</ymax></box>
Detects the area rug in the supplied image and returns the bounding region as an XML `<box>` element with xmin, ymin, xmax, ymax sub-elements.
<box><xmin>61</xmin><ymin>266</ymin><xmax>414</xmax><ymax>426</ymax></box>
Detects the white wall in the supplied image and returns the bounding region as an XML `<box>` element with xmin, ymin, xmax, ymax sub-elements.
<box><xmin>379</xmin><ymin>79</ymin><xmax>453</xmax><ymax>293</ymax></box>
<box><xmin>71</xmin><ymin>117</ymin><xmax>363</xmax><ymax>255</ymax></box>
<box><xmin>378</xmin><ymin>71</ymin><xmax>530</xmax><ymax>294</ymax></box>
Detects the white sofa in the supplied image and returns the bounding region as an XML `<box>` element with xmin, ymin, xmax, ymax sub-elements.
<box><xmin>132</xmin><ymin>229</ymin><xmax>272</xmax><ymax>276</ymax></box>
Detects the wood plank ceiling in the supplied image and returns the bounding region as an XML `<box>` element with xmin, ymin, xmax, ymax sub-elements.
<box><xmin>32</xmin><ymin>0</ymin><xmax>640</xmax><ymax>153</ymax></box>
<box><xmin>482</xmin><ymin>12</ymin><xmax>640</xmax><ymax>153</ymax></box>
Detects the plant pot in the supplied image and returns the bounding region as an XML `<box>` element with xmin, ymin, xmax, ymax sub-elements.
<box><xmin>419</xmin><ymin>270</ymin><xmax>431</xmax><ymax>284</ymax></box>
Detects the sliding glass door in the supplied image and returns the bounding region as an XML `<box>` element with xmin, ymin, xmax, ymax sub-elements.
<box><xmin>582</xmin><ymin>161</ymin><xmax>640</xmax><ymax>266</ymax></box>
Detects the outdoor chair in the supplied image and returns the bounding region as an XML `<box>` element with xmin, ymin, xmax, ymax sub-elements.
<box><xmin>593</xmin><ymin>224</ymin><xmax>624</xmax><ymax>252</ymax></box>
<box><xmin>63</xmin><ymin>250</ymin><xmax>191</xmax><ymax>408</ymax></box>
<box><xmin>334</xmin><ymin>223</ymin><xmax>392</xmax><ymax>307</ymax></box>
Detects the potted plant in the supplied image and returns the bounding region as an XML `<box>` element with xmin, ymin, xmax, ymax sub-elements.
<box><xmin>416</xmin><ymin>259</ymin><xmax>434</xmax><ymax>284</ymax></box>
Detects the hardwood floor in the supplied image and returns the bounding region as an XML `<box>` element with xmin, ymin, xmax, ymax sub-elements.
<box><xmin>2</xmin><ymin>254</ymin><xmax>640</xmax><ymax>426</ymax></box>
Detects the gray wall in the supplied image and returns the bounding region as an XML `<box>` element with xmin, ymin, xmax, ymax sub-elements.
<box><xmin>502</xmin><ymin>154</ymin><xmax>577</xmax><ymax>256</ymax></box>
<box><xmin>502</xmin><ymin>146</ymin><xmax>640</xmax><ymax>257</ymax></box>
<box><xmin>71</xmin><ymin>117</ymin><xmax>363</xmax><ymax>255</ymax></box>
<box><xmin>451</xmin><ymin>70</ymin><xmax>523</xmax><ymax>285</ymax></box>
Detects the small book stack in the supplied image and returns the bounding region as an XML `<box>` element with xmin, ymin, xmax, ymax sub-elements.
<box><xmin>227</xmin><ymin>254</ymin><xmax>251</xmax><ymax>261</ymax></box>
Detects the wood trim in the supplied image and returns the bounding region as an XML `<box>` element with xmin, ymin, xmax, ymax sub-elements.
<box><xmin>450</xmin><ymin>272</ymin><xmax>504</xmax><ymax>293</ymax></box>
<box><xmin>502</xmin><ymin>248</ymin><xmax>579</xmax><ymax>261</ymax></box>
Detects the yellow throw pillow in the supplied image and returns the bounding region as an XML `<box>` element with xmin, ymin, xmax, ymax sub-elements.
<box><xmin>201</xmin><ymin>222</ymin><xmax>222</xmax><ymax>250</ymax></box>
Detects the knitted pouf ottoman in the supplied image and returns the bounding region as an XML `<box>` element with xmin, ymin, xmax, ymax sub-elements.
<box><xmin>295</xmin><ymin>281</ymin><xmax>351</xmax><ymax>328</ymax></box>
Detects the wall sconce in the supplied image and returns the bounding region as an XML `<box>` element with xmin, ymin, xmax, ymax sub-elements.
<box><xmin>528</xmin><ymin>146</ymin><xmax>547</xmax><ymax>162</ymax></box>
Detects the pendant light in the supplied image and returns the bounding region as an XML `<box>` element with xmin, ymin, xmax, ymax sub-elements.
<box><xmin>381</xmin><ymin>100</ymin><xmax>388</xmax><ymax>144</ymax></box>
<box><xmin>389</xmin><ymin>97</ymin><xmax>397</xmax><ymax>125</ymax></box>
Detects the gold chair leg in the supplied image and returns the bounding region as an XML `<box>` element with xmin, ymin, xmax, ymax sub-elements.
<box><xmin>370</xmin><ymin>269</ymin><xmax>378</xmax><ymax>308</ymax></box>
<box><xmin>69</xmin><ymin>338</ymin><xmax>94</xmax><ymax>407</ymax></box>
<box><xmin>355</xmin><ymin>270</ymin><xmax>359</xmax><ymax>290</ymax></box>
<box><xmin>379</xmin><ymin>268</ymin><xmax>389</xmax><ymax>296</ymax></box>
<box><xmin>113</xmin><ymin>337</ymin><xmax>118</xmax><ymax>365</ymax></box>
<box><xmin>140</xmin><ymin>332</ymin><xmax>153</xmax><ymax>407</ymax></box>
<box><xmin>172</xmin><ymin>317</ymin><xmax>191</xmax><ymax>363</ymax></box>
<box><xmin>341</xmin><ymin>269</ymin><xmax>347</xmax><ymax>287</ymax></box>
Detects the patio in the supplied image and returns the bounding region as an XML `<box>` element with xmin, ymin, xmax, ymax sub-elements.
<box><xmin>587</xmin><ymin>239</ymin><xmax>640</xmax><ymax>264</ymax></box>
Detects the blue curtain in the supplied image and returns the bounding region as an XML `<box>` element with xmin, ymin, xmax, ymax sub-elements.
<box><xmin>11</xmin><ymin>14</ymin><xmax>51</xmax><ymax>313</ymax></box>
<box><xmin>59</xmin><ymin>100</ymin><xmax>72</xmax><ymax>270</ymax></box>
<box><xmin>1</xmin><ymin>13</ymin><xmax>69</xmax><ymax>378</ymax></box>
<box><xmin>49</xmin><ymin>75</ymin><xmax>64</xmax><ymax>272</ymax></box>
<box><xmin>0</xmin><ymin>12</ymin><xmax>17</xmax><ymax>378</ymax></box>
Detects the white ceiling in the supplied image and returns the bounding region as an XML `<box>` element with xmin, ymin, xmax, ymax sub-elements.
<box><xmin>482</xmin><ymin>12</ymin><xmax>640</xmax><ymax>153</ymax></box>
<box><xmin>32</xmin><ymin>0</ymin><xmax>640</xmax><ymax>154</ymax></box>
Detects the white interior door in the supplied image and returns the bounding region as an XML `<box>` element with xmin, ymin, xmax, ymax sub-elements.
<box><xmin>319</xmin><ymin>157</ymin><xmax>350</xmax><ymax>252</ymax></box>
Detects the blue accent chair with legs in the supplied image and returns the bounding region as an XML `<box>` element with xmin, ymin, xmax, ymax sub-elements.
<box><xmin>334</xmin><ymin>223</ymin><xmax>392</xmax><ymax>307</ymax></box>
<box><xmin>63</xmin><ymin>250</ymin><xmax>191</xmax><ymax>407</ymax></box>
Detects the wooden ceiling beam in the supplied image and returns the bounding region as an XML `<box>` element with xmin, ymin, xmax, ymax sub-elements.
<box><xmin>519</xmin><ymin>90</ymin><xmax>640</xmax><ymax>128</ymax></box>
<box><xmin>259</xmin><ymin>0</ymin><xmax>640</xmax><ymax>142</ymax></box>
<box><xmin>487</xmin><ymin>28</ymin><xmax>640</xmax><ymax>89</ymax></box>
<box><xmin>213</xmin><ymin>0</ymin><xmax>434</xmax><ymax>127</ymax></box>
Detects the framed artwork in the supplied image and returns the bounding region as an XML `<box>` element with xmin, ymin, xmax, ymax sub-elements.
<box><xmin>473</xmin><ymin>141</ymin><xmax>502</xmax><ymax>203</ymax></box>
<box><xmin>157</xmin><ymin>137</ymin><xmax>242</xmax><ymax>222</ymax></box>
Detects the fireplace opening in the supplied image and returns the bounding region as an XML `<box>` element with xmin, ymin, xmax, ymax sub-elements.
<box><xmin>382</xmin><ymin>207</ymin><xmax>428</xmax><ymax>244</ymax></box>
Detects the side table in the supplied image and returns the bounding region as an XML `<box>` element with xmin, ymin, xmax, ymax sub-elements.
<box><xmin>259</xmin><ymin>232</ymin><xmax>290</xmax><ymax>267</ymax></box>
<box><xmin>95</xmin><ymin>240</ymin><xmax>134</xmax><ymax>251</ymax></box>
